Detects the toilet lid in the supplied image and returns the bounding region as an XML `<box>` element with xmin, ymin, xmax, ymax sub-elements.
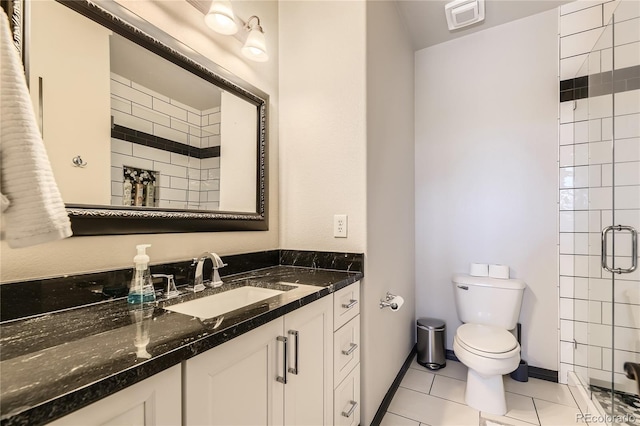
<box><xmin>457</xmin><ymin>323</ymin><xmax>518</xmax><ymax>354</ymax></box>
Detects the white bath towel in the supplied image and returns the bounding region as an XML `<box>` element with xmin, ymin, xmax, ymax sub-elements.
<box><xmin>0</xmin><ymin>8</ymin><xmax>72</xmax><ymax>248</ymax></box>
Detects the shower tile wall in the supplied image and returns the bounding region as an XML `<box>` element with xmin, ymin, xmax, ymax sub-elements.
<box><xmin>109</xmin><ymin>73</ymin><xmax>221</xmax><ymax>210</ymax></box>
<box><xmin>558</xmin><ymin>0</ymin><xmax>640</xmax><ymax>393</ymax></box>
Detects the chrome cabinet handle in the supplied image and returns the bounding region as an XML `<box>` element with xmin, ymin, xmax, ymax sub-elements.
<box><xmin>288</xmin><ymin>330</ymin><xmax>299</xmax><ymax>375</ymax></box>
<box><xmin>276</xmin><ymin>336</ymin><xmax>287</xmax><ymax>384</ymax></box>
<box><xmin>342</xmin><ymin>343</ymin><xmax>358</xmax><ymax>356</ymax></box>
<box><xmin>38</xmin><ymin>76</ymin><xmax>44</xmax><ymax>137</ymax></box>
<box><xmin>342</xmin><ymin>299</ymin><xmax>357</xmax><ymax>309</ymax></box>
<box><xmin>341</xmin><ymin>400</ymin><xmax>358</xmax><ymax>418</ymax></box>
<box><xmin>601</xmin><ymin>225</ymin><xmax>638</xmax><ymax>274</ymax></box>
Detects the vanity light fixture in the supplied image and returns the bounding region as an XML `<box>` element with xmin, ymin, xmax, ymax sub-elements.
<box><xmin>189</xmin><ymin>0</ymin><xmax>269</xmax><ymax>62</ymax></box>
<box><xmin>204</xmin><ymin>0</ymin><xmax>238</xmax><ymax>35</ymax></box>
<box><xmin>241</xmin><ymin>16</ymin><xmax>268</xmax><ymax>62</ymax></box>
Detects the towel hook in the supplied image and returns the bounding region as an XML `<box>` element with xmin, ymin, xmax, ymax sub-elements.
<box><xmin>72</xmin><ymin>155</ymin><xmax>87</xmax><ymax>168</ymax></box>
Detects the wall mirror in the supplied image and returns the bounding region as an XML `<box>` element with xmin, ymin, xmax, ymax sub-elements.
<box><xmin>2</xmin><ymin>0</ymin><xmax>268</xmax><ymax>235</ymax></box>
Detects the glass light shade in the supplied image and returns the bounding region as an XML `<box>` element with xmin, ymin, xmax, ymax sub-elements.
<box><xmin>241</xmin><ymin>28</ymin><xmax>268</xmax><ymax>62</ymax></box>
<box><xmin>205</xmin><ymin>0</ymin><xmax>238</xmax><ymax>35</ymax></box>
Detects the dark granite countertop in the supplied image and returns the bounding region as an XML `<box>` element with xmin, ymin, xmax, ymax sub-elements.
<box><xmin>0</xmin><ymin>265</ymin><xmax>362</xmax><ymax>426</ymax></box>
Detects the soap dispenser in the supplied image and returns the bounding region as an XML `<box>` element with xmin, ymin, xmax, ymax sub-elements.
<box><xmin>127</xmin><ymin>244</ymin><xmax>156</xmax><ymax>304</ymax></box>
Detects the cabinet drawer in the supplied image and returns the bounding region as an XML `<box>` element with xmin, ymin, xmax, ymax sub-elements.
<box><xmin>334</xmin><ymin>365</ymin><xmax>360</xmax><ymax>426</ymax></box>
<box><xmin>334</xmin><ymin>315</ymin><xmax>360</xmax><ymax>386</ymax></box>
<box><xmin>333</xmin><ymin>282</ymin><xmax>360</xmax><ymax>331</ymax></box>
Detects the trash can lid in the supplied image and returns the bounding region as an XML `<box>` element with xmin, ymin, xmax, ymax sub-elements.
<box><xmin>417</xmin><ymin>317</ymin><xmax>445</xmax><ymax>330</ymax></box>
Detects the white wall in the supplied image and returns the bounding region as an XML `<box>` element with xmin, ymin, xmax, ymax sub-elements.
<box><xmin>0</xmin><ymin>0</ymin><xmax>279</xmax><ymax>282</ymax></box>
<box><xmin>278</xmin><ymin>0</ymin><xmax>366</xmax><ymax>254</ymax></box>
<box><xmin>364</xmin><ymin>2</ymin><xmax>415</xmax><ymax>424</ymax></box>
<box><xmin>415</xmin><ymin>9</ymin><xmax>559</xmax><ymax>370</ymax></box>
<box><xmin>279</xmin><ymin>1</ymin><xmax>415</xmax><ymax>422</ymax></box>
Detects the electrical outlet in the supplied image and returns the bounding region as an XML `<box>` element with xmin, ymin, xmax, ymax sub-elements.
<box><xmin>334</xmin><ymin>214</ymin><xmax>347</xmax><ymax>238</ymax></box>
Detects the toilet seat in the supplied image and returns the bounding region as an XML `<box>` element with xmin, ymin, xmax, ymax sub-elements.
<box><xmin>455</xmin><ymin>323</ymin><xmax>519</xmax><ymax>359</ymax></box>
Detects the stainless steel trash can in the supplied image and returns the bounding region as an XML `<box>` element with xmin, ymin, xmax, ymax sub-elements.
<box><xmin>417</xmin><ymin>317</ymin><xmax>446</xmax><ymax>370</ymax></box>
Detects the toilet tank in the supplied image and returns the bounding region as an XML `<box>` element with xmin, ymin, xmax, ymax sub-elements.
<box><xmin>452</xmin><ymin>273</ymin><xmax>525</xmax><ymax>329</ymax></box>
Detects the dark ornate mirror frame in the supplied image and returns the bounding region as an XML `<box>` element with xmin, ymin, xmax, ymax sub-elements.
<box><xmin>1</xmin><ymin>0</ymin><xmax>268</xmax><ymax>235</ymax></box>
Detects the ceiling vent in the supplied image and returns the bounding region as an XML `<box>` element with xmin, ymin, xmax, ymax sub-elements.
<box><xmin>444</xmin><ymin>0</ymin><xmax>485</xmax><ymax>31</ymax></box>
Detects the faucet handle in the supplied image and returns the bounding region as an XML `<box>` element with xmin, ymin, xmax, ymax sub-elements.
<box><xmin>152</xmin><ymin>274</ymin><xmax>181</xmax><ymax>299</ymax></box>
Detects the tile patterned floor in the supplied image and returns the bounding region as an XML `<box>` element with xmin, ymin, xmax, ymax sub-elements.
<box><xmin>381</xmin><ymin>357</ymin><xmax>588</xmax><ymax>426</ymax></box>
<box><xmin>590</xmin><ymin>385</ymin><xmax>640</xmax><ymax>425</ymax></box>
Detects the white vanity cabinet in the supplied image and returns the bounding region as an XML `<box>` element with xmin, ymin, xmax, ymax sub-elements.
<box><xmin>184</xmin><ymin>295</ymin><xmax>333</xmax><ymax>426</ymax></box>
<box><xmin>332</xmin><ymin>282</ymin><xmax>361</xmax><ymax>426</ymax></box>
<box><xmin>48</xmin><ymin>365</ymin><xmax>181</xmax><ymax>426</ymax></box>
<box><xmin>46</xmin><ymin>282</ymin><xmax>361</xmax><ymax>426</ymax></box>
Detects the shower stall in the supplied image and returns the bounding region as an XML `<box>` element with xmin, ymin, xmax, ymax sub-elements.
<box><xmin>568</xmin><ymin>0</ymin><xmax>640</xmax><ymax>423</ymax></box>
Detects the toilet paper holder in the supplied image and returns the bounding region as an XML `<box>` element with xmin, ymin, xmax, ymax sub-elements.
<box><xmin>379</xmin><ymin>292</ymin><xmax>398</xmax><ymax>309</ymax></box>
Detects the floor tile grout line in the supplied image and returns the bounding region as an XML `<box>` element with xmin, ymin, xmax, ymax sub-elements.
<box><xmin>504</xmin><ymin>389</ymin><xmax>579</xmax><ymax>409</ymax></box>
<box><xmin>383</xmin><ymin>410</ymin><xmax>424</xmax><ymax>425</ymax></box>
<box><xmin>428</xmin><ymin>373</ymin><xmax>435</xmax><ymax>395</ymax></box>
<box><xmin>501</xmin><ymin>398</ymin><xmax>542</xmax><ymax>426</ymax></box>
<box><xmin>398</xmin><ymin>384</ymin><xmax>474</xmax><ymax>407</ymax></box>
<box><xmin>504</xmin><ymin>414</ymin><xmax>541</xmax><ymax>426</ymax></box>
<box><xmin>532</xmin><ymin>398</ymin><xmax>543</xmax><ymax>426</ymax></box>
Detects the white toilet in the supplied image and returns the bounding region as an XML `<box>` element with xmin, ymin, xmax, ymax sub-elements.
<box><xmin>452</xmin><ymin>273</ymin><xmax>526</xmax><ymax>415</ymax></box>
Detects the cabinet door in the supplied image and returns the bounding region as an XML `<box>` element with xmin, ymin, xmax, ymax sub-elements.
<box><xmin>283</xmin><ymin>297</ymin><xmax>333</xmax><ymax>426</ymax></box>
<box><xmin>184</xmin><ymin>318</ymin><xmax>285</xmax><ymax>426</ymax></box>
<box><xmin>334</xmin><ymin>367</ymin><xmax>360</xmax><ymax>426</ymax></box>
<box><xmin>49</xmin><ymin>365</ymin><xmax>181</xmax><ymax>426</ymax></box>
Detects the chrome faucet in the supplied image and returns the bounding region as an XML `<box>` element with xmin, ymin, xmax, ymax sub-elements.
<box><xmin>190</xmin><ymin>252</ymin><xmax>227</xmax><ymax>292</ymax></box>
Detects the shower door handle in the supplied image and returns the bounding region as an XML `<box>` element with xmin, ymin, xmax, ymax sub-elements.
<box><xmin>601</xmin><ymin>225</ymin><xmax>638</xmax><ymax>274</ymax></box>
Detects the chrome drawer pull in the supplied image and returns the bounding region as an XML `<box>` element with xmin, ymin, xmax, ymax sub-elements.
<box><xmin>342</xmin><ymin>343</ymin><xmax>358</xmax><ymax>356</ymax></box>
<box><xmin>342</xmin><ymin>299</ymin><xmax>358</xmax><ymax>309</ymax></box>
<box><xmin>38</xmin><ymin>77</ymin><xmax>44</xmax><ymax>137</ymax></box>
<box><xmin>288</xmin><ymin>330</ymin><xmax>299</xmax><ymax>375</ymax></box>
<box><xmin>341</xmin><ymin>400</ymin><xmax>358</xmax><ymax>418</ymax></box>
<box><xmin>276</xmin><ymin>336</ymin><xmax>287</xmax><ymax>384</ymax></box>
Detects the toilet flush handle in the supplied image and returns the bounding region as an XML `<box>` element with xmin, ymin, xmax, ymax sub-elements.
<box><xmin>457</xmin><ymin>285</ymin><xmax>469</xmax><ymax>290</ymax></box>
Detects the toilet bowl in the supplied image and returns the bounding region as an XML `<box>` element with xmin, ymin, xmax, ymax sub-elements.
<box><xmin>453</xmin><ymin>323</ymin><xmax>520</xmax><ymax>414</ymax></box>
<box><xmin>451</xmin><ymin>273</ymin><xmax>526</xmax><ymax>415</ymax></box>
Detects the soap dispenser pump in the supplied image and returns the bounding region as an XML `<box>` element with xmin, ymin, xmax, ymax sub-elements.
<box><xmin>128</xmin><ymin>244</ymin><xmax>156</xmax><ymax>304</ymax></box>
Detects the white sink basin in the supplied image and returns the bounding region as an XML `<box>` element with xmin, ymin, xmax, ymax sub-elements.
<box><xmin>165</xmin><ymin>286</ymin><xmax>285</xmax><ymax>319</ymax></box>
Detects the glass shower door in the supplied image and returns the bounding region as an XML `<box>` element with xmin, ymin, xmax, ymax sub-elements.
<box><xmin>584</xmin><ymin>0</ymin><xmax>640</xmax><ymax>422</ymax></box>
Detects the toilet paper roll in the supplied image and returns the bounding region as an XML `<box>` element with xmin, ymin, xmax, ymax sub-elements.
<box><xmin>469</xmin><ymin>263</ymin><xmax>489</xmax><ymax>277</ymax></box>
<box><xmin>489</xmin><ymin>264</ymin><xmax>510</xmax><ymax>279</ymax></box>
<box><xmin>389</xmin><ymin>296</ymin><xmax>404</xmax><ymax>312</ymax></box>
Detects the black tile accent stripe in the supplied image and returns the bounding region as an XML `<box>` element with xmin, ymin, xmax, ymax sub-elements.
<box><xmin>560</xmin><ymin>65</ymin><xmax>640</xmax><ymax>102</ymax></box>
<box><xmin>111</xmin><ymin>124</ymin><xmax>220</xmax><ymax>159</ymax></box>
<box><xmin>445</xmin><ymin>349</ymin><xmax>559</xmax><ymax>382</ymax></box>
<box><xmin>528</xmin><ymin>366</ymin><xmax>559</xmax><ymax>383</ymax></box>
